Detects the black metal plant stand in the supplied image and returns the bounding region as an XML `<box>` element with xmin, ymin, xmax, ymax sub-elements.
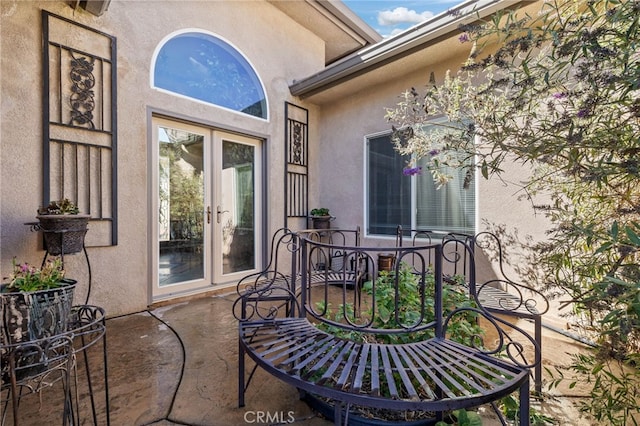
<box><xmin>0</xmin><ymin>305</ymin><xmax>110</xmax><ymax>426</ymax></box>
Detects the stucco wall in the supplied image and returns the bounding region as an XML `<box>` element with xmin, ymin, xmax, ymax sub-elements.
<box><xmin>313</xmin><ymin>44</ymin><xmax>551</xmax><ymax>283</ymax></box>
<box><xmin>0</xmin><ymin>0</ymin><xmax>551</xmax><ymax>316</ymax></box>
<box><xmin>1</xmin><ymin>0</ymin><xmax>324</xmax><ymax>316</ymax></box>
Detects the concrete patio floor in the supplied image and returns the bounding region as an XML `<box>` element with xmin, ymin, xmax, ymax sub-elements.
<box><xmin>4</xmin><ymin>291</ymin><xmax>601</xmax><ymax>425</ymax></box>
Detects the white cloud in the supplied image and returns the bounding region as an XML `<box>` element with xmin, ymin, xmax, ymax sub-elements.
<box><xmin>377</xmin><ymin>7</ymin><xmax>434</xmax><ymax>26</ymax></box>
<box><xmin>384</xmin><ymin>28</ymin><xmax>406</xmax><ymax>38</ymax></box>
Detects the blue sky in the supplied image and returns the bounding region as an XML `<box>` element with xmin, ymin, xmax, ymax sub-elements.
<box><xmin>343</xmin><ymin>0</ymin><xmax>463</xmax><ymax>37</ymax></box>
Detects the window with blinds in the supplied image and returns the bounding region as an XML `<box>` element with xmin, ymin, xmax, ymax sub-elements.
<box><xmin>366</xmin><ymin>128</ymin><xmax>476</xmax><ymax>237</ymax></box>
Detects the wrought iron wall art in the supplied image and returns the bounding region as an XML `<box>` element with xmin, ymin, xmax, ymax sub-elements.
<box><xmin>42</xmin><ymin>11</ymin><xmax>117</xmax><ymax>246</ymax></box>
<box><xmin>284</xmin><ymin>102</ymin><xmax>309</xmax><ymax>225</ymax></box>
<box><xmin>69</xmin><ymin>53</ymin><xmax>96</xmax><ymax>128</ymax></box>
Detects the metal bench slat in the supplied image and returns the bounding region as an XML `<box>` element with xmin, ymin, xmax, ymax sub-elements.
<box><xmin>415</xmin><ymin>340</ymin><xmax>490</xmax><ymax>397</ymax></box>
<box><xmin>276</xmin><ymin>334</ymin><xmax>336</xmax><ymax>366</ymax></box>
<box><xmin>243</xmin><ymin>321</ymin><xmax>317</xmax><ymax>353</ymax></box>
<box><xmin>352</xmin><ymin>343</ymin><xmax>370</xmax><ymax>393</ymax></box>
<box><xmin>379</xmin><ymin>345</ymin><xmax>400</xmax><ymax>398</ymax></box>
<box><xmin>387</xmin><ymin>344</ymin><xmax>419</xmax><ymax>399</ymax></box>
<box><xmin>370</xmin><ymin>344</ymin><xmax>380</xmax><ymax>396</ymax></box>
<box><xmin>280</xmin><ymin>336</ymin><xmax>331</xmax><ymax>364</ymax></box>
<box><xmin>337</xmin><ymin>342</ymin><xmax>361</xmax><ymax>389</ymax></box>
<box><xmin>303</xmin><ymin>338</ymin><xmax>348</xmax><ymax>380</ymax></box>
<box><xmin>257</xmin><ymin>327</ymin><xmax>321</xmax><ymax>358</ymax></box>
<box><xmin>264</xmin><ymin>332</ymin><xmax>331</xmax><ymax>364</ymax></box>
<box><xmin>438</xmin><ymin>339</ymin><xmax>521</xmax><ymax>381</ymax></box>
<box><xmin>293</xmin><ymin>336</ymin><xmax>342</xmax><ymax>374</ymax></box>
<box><xmin>426</xmin><ymin>342</ymin><xmax>501</xmax><ymax>395</ymax></box>
<box><xmin>319</xmin><ymin>340</ymin><xmax>355</xmax><ymax>384</ymax></box>
<box><xmin>394</xmin><ymin>344</ymin><xmax>437</xmax><ymax>400</ymax></box>
<box><xmin>403</xmin><ymin>341</ymin><xmax>469</xmax><ymax>399</ymax></box>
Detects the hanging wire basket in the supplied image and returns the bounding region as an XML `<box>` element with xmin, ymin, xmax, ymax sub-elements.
<box><xmin>36</xmin><ymin>215</ymin><xmax>90</xmax><ymax>255</ymax></box>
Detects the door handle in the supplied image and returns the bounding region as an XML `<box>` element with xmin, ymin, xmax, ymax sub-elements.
<box><xmin>216</xmin><ymin>206</ymin><xmax>229</xmax><ymax>224</ymax></box>
<box><xmin>207</xmin><ymin>206</ymin><xmax>212</xmax><ymax>224</ymax></box>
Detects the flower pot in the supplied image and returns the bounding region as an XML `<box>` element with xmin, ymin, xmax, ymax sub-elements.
<box><xmin>0</xmin><ymin>279</ymin><xmax>76</xmax><ymax>380</ymax></box>
<box><xmin>378</xmin><ymin>254</ymin><xmax>396</xmax><ymax>272</ymax></box>
<box><xmin>37</xmin><ymin>214</ymin><xmax>90</xmax><ymax>255</ymax></box>
<box><xmin>311</xmin><ymin>216</ymin><xmax>332</xmax><ymax>230</ymax></box>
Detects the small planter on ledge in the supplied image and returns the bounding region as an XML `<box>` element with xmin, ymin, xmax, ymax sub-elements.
<box><xmin>310</xmin><ymin>208</ymin><xmax>333</xmax><ymax>230</ymax></box>
<box><xmin>36</xmin><ymin>199</ymin><xmax>89</xmax><ymax>255</ymax></box>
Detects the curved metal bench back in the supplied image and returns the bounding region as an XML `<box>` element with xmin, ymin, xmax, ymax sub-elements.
<box><xmin>297</xmin><ymin>235</ymin><xmax>474</xmax><ymax>339</ymax></box>
<box><xmin>233</xmin><ymin>227</ymin><xmax>361</xmax><ymax>321</ymax></box>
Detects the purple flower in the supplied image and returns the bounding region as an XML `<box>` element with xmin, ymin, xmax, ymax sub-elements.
<box><xmin>577</xmin><ymin>109</ymin><xmax>589</xmax><ymax>118</ymax></box>
<box><xmin>459</xmin><ymin>33</ymin><xmax>470</xmax><ymax>43</ymax></box>
<box><xmin>428</xmin><ymin>149</ymin><xmax>440</xmax><ymax>156</ymax></box>
<box><xmin>553</xmin><ymin>92</ymin><xmax>568</xmax><ymax>99</ymax></box>
<box><xmin>403</xmin><ymin>166</ymin><xmax>423</xmax><ymax>176</ymax></box>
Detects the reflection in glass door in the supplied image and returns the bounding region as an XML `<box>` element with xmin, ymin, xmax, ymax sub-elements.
<box><xmin>221</xmin><ymin>141</ymin><xmax>254</xmax><ymax>274</ymax></box>
<box><xmin>215</xmin><ymin>134</ymin><xmax>262</xmax><ymax>283</ymax></box>
<box><xmin>155</xmin><ymin>120</ymin><xmax>209</xmax><ymax>296</ymax></box>
<box><xmin>152</xmin><ymin>120</ymin><xmax>261</xmax><ymax>299</ymax></box>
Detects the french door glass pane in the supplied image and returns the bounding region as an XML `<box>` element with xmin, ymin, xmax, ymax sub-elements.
<box><xmin>158</xmin><ymin>127</ymin><xmax>205</xmax><ymax>286</ymax></box>
<box><xmin>222</xmin><ymin>141</ymin><xmax>255</xmax><ymax>274</ymax></box>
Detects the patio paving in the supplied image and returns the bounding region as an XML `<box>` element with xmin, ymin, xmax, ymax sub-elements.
<box><xmin>4</xmin><ymin>291</ymin><xmax>600</xmax><ymax>425</ymax></box>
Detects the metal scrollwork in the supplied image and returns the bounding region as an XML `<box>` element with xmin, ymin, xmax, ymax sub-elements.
<box><xmin>292</xmin><ymin>122</ymin><xmax>302</xmax><ymax>164</ymax></box>
<box><xmin>443</xmin><ymin>307</ymin><xmax>541</xmax><ymax>370</ymax></box>
<box><xmin>69</xmin><ymin>53</ymin><xmax>96</xmax><ymax>129</ymax></box>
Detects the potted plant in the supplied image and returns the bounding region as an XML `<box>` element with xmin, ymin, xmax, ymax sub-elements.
<box><xmin>1</xmin><ymin>258</ymin><xmax>76</xmax><ymax>378</ymax></box>
<box><xmin>37</xmin><ymin>198</ymin><xmax>90</xmax><ymax>255</ymax></box>
<box><xmin>310</xmin><ymin>208</ymin><xmax>332</xmax><ymax>229</ymax></box>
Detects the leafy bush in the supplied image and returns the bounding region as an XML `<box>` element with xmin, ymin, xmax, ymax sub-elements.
<box><xmin>385</xmin><ymin>0</ymin><xmax>640</xmax><ymax>422</ymax></box>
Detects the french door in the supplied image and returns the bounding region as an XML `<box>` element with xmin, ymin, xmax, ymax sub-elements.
<box><xmin>151</xmin><ymin>117</ymin><xmax>262</xmax><ymax>299</ymax></box>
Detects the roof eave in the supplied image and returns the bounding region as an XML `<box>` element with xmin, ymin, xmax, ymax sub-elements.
<box><xmin>290</xmin><ymin>0</ymin><xmax>522</xmax><ymax>98</ymax></box>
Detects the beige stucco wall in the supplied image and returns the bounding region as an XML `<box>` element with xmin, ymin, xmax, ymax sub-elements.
<box><xmin>1</xmin><ymin>0</ymin><xmax>551</xmax><ymax>317</ymax></box>
<box><xmin>1</xmin><ymin>0</ymin><xmax>324</xmax><ymax>316</ymax></box>
<box><xmin>312</xmin><ymin>40</ymin><xmax>552</xmax><ymax>283</ymax></box>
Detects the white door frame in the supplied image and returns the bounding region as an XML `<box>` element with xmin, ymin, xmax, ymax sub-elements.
<box><xmin>212</xmin><ymin>130</ymin><xmax>263</xmax><ymax>285</ymax></box>
<box><xmin>150</xmin><ymin>117</ymin><xmax>262</xmax><ymax>301</ymax></box>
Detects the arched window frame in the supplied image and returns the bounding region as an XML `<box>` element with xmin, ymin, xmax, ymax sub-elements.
<box><xmin>151</xmin><ymin>29</ymin><xmax>268</xmax><ymax>121</ymax></box>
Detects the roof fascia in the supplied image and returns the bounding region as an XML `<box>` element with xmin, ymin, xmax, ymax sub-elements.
<box><xmin>317</xmin><ymin>0</ymin><xmax>381</xmax><ymax>46</ymax></box>
<box><xmin>290</xmin><ymin>0</ymin><xmax>521</xmax><ymax>98</ymax></box>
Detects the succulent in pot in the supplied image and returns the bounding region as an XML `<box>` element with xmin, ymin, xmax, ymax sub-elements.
<box><xmin>309</xmin><ymin>208</ymin><xmax>333</xmax><ymax>230</ymax></box>
<box><xmin>36</xmin><ymin>198</ymin><xmax>90</xmax><ymax>255</ymax></box>
<box><xmin>310</xmin><ymin>208</ymin><xmax>330</xmax><ymax>217</ymax></box>
<box><xmin>38</xmin><ymin>198</ymin><xmax>80</xmax><ymax>215</ymax></box>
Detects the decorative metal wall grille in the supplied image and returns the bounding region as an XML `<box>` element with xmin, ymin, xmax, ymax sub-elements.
<box><xmin>42</xmin><ymin>11</ymin><xmax>117</xmax><ymax>246</ymax></box>
<box><xmin>284</xmin><ymin>102</ymin><xmax>309</xmax><ymax>224</ymax></box>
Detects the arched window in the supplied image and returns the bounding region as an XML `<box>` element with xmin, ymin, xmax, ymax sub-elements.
<box><xmin>153</xmin><ymin>31</ymin><xmax>267</xmax><ymax>119</ymax></box>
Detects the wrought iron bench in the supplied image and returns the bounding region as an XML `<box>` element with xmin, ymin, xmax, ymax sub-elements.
<box><xmin>396</xmin><ymin>227</ymin><xmax>549</xmax><ymax>392</ymax></box>
<box><xmin>234</xmin><ymin>233</ymin><xmax>540</xmax><ymax>425</ymax></box>
<box><xmin>234</xmin><ymin>227</ymin><xmax>361</xmax><ymax>318</ymax></box>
